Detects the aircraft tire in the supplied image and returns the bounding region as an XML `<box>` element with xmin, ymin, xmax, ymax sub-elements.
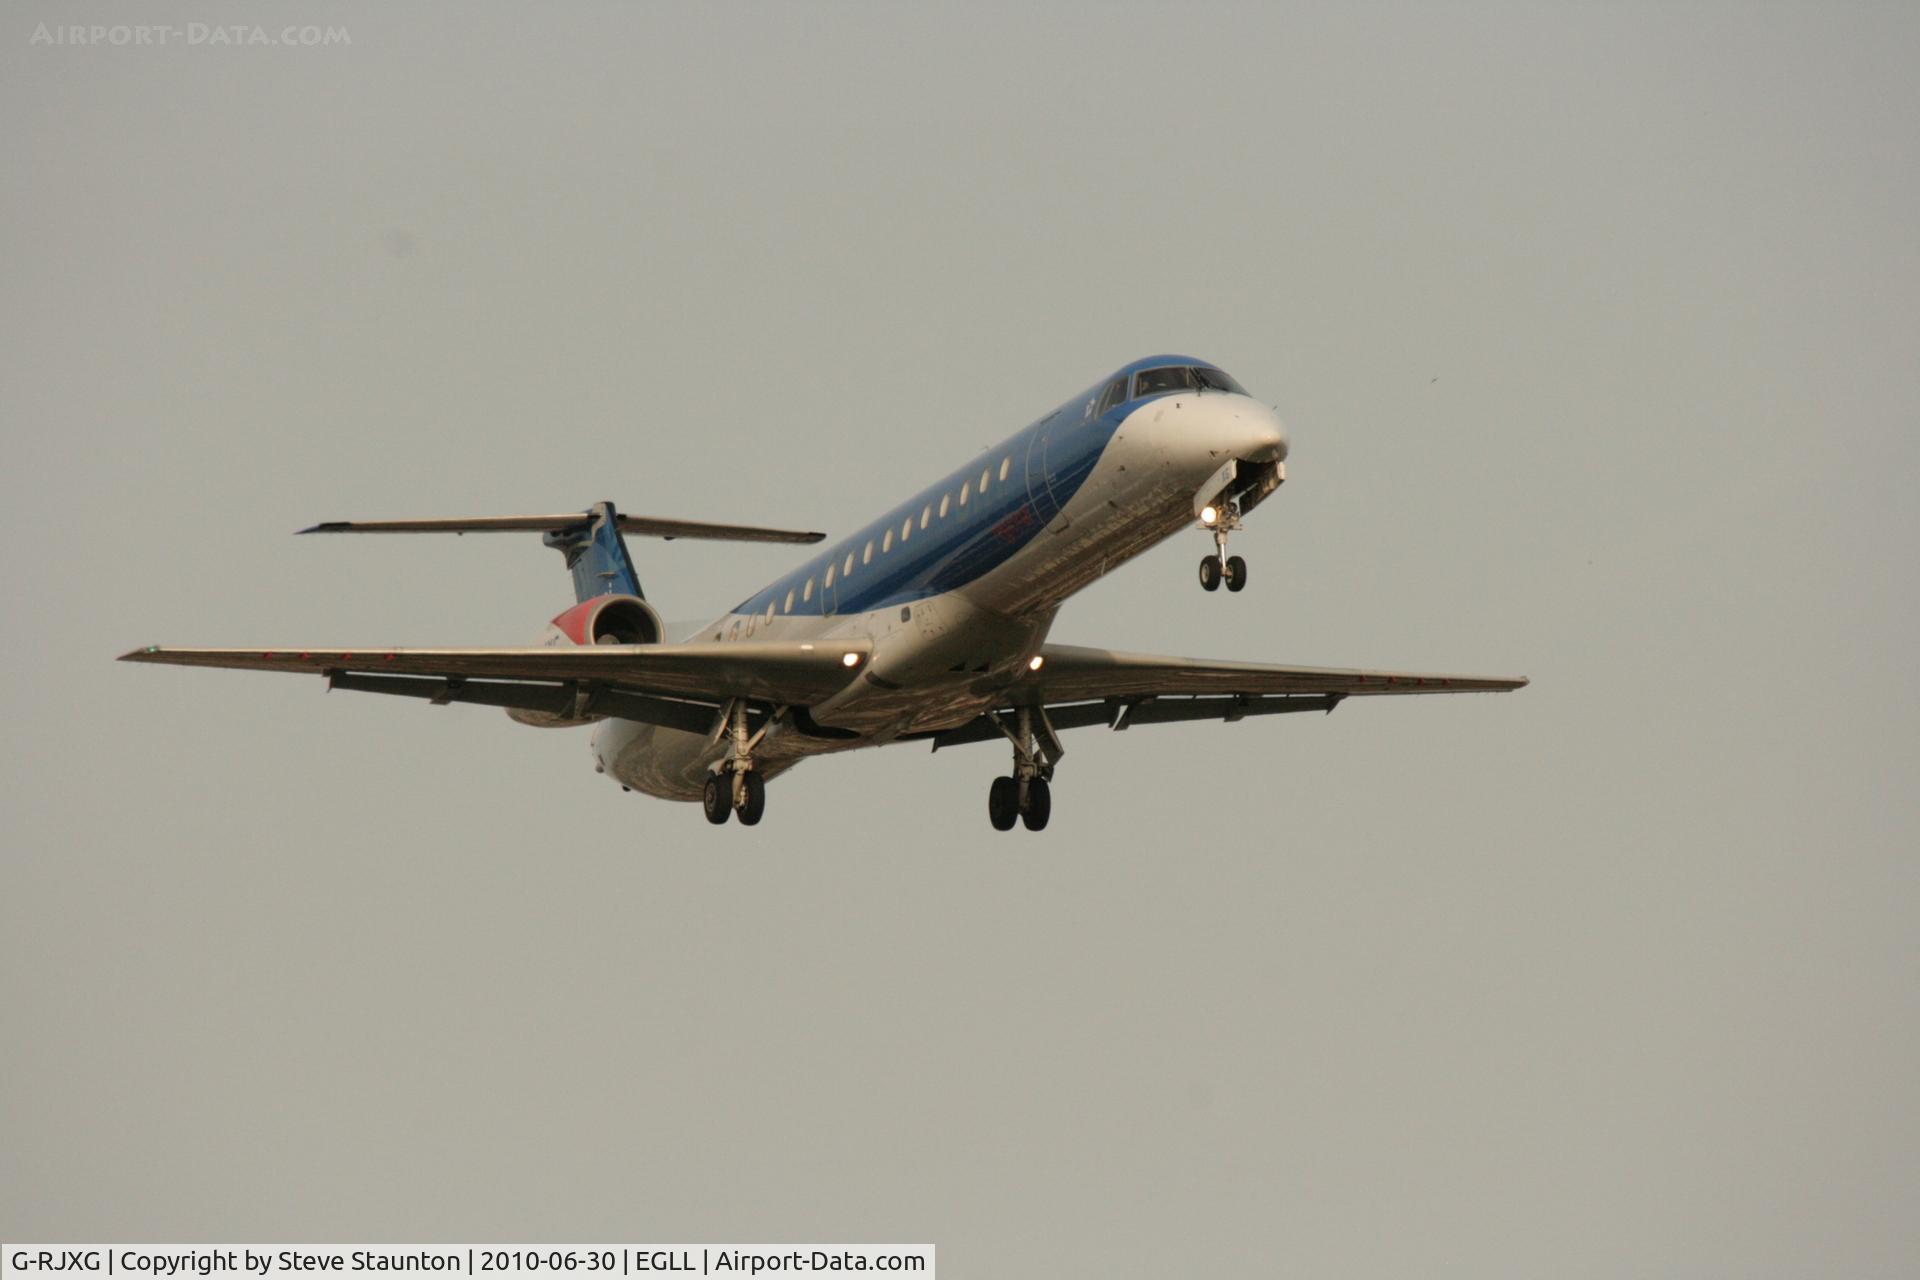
<box><xmin>1225</xmin><ymin>555</ymin><xmax>1247</xmax><ymax>592</ymax></box>
<box><xmin>989</xmin><ymin>776</ymin><xmax>1019</xmax><ymax>831</ymax></box>
<box><xmin>702</xmin><ymin>774</ymin><xmax>731</xmax><ymax>825</ymax></box>
<box><xmin>737</xmin><ymin>770</ymin><xmax>766</xmax><ymax>826</ymax></box>
<box><xmin>1199</xmin><ymin>557</ymin><xmax>1222</xmax><ymax>591</ymax></box>
<box><xmin>1020</xmin><ymin>777</ymin><xmax>1052</xmax><ymax>831</ymax></box>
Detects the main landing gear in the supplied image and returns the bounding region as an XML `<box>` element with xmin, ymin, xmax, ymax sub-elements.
<box><xmin>986</xmin><ymin>705</ymin><xmax>1060</xmax><ymax>832</ymax></box>
<box><xmin>703</xmin><ymin>769</ymin><xmax>764</xmax><ymax>826</ymax></box>
<box><xmin>1197</xmin><ymin>502</ymin><xmax>1249</xmax><ymax>593</ymax></box>
<box><xmin>703</xmin><ymin>698</ymin><xmax>774</xmax><ymax>826</ymax></box>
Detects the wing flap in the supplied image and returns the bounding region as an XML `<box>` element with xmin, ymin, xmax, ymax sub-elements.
<box><xmin>913</xmin><ymin>693</ymin><xmax>1345</xmax><ymax>749</ymax></box>
<box><xmin>326</xmin><ymin>671</ymin><xmax>718</xmax><ymax>733</ymax></box>
<box><xmin>120</xmin><ymin>639</ymin><xmax>870</xmax><ymax>707</ymax></box>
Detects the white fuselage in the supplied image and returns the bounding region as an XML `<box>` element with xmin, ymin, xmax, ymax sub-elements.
<box><xmin>593</xmin><ymin>388</ymin><xmax>1288</xmax><ymax>800</ymax></box>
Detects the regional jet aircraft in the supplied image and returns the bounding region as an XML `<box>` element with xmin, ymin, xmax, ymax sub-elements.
<box><xmin>124</xmin><ymin>356</ymin><xmax>1526</xmax><ymax>830</ymax></box>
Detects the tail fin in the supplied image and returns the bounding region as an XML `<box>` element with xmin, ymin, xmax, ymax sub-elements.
<box><xmin>545</xmin><ymin>502</ymin><xmax>644</xmax><ymax>602</ymax></box>
<box><xmin>298</xmin><ymin>503</ymin><xmax>826</xmax><ymax>605</ymax></box>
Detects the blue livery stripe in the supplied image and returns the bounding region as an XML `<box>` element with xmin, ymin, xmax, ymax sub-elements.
<box><xmin>728</xmin><ymin>356</ymin><xmax>1222</xmax><ymax>622</ymax></box>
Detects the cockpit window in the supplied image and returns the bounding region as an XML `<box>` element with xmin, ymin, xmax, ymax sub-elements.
<box><xmin>1133</xmin><ymin>365</ymin><xmax>1247</xmax><ymax>398</ymax></box>
<box><xmin>1193</xmin><ymin>366</ymin><xmax>1246</xmax><ymax>394</ymax></box>
<box><xmin>1133</xmin><ymin>366</ymin><xmax>1195</xmax><ymax>398</ymax></box>
<box><xmin>1096</xmin><ymin>376</ymin><xmax>1128</xmax><ymax>415</ymax></box>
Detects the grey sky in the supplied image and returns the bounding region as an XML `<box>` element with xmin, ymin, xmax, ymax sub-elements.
<box><xmin>4</xmin><ymin>2</ymin><xmax>1917</xmax><ymax>1274</ymax></box>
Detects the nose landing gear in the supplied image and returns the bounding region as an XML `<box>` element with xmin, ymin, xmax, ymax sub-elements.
<box><xmin>1198</xmin><ymin>504</ymin><xmax>1249</xmax><ymax>593</ymax></box>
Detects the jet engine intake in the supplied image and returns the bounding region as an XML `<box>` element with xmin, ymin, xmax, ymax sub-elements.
<box><xmin>507</xmin><ymin>594</ymin><xmax>665</xmax><ymax>727</ymax></box>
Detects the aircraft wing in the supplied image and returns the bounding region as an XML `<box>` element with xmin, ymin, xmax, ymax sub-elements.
<box><xmin>120</xmin><ymin>640</ymin><xmax>871</xmax><ymax>726</ymax></box>
<box><xmin>914</xmin><ymin>642</ymin><xmax>1526</xmax><ymax>749</ymax></box>
<box><xmin>1020</xmin><ymin>643</ymin><xmax>1527</xmax><ymax>701</ymax></box>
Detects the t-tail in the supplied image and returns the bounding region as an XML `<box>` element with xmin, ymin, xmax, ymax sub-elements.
<box><xmin>298</xmin><ymin>502</ymin><xmax>826</xmax><ymax>605</ymax></box>
<box><xmin>544</xmin><ymin>502</ymin><xmax>644</xmax><ymax>602</ymax></box>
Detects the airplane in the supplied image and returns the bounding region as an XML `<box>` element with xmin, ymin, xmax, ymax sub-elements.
<box><xmin>122</xmin><ymin>355</ymin><xmax>1527</xmax><ymax>831</ymax></box>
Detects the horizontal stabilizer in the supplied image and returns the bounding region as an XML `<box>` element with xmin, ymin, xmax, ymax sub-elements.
<box><xmin>298</xmin><ymin>512</ymin><xmax>825</xmax><ymax>544</ymax></box>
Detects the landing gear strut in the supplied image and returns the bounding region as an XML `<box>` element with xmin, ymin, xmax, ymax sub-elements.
<box><xmin>705</xmin><ymin>698</ymin><xmax>777</xmax><ymax>827</ymax></box>
<box><xmin>986</xmin><ymin>705</ymin><xmax>1060</xmax><ymax>832</ymax></box>
<box><xmin>1198</xmin><ymin>503</ymin><xmax>1249</xmax><ymax>593</ymax></box>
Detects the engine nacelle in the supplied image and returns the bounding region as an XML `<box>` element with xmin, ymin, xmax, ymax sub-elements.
<box><xmin>507</xmin><ymin>594</ymin><xmax>664</xmax><ymax>728</ymax></box>
<box><xmin>544</xmin><ymin>593</ymin><xmax>665</xmax><ymax>647</ymax></box>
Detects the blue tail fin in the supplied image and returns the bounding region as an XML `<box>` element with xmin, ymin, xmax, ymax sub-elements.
<box><xmin>544</xmin><ymin>501</ymin><xmax>644</xmax><ymax>602</ymax></box>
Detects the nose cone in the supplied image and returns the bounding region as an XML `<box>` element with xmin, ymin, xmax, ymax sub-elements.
<box><xmin>1255</xmin><ymin>405</ymin><xmax>1290</xmax><ymax>461</ymax></box>
<box><xmin>1132</xmin><ymin>392</ymin><xmax>1291</xmax><ymax>480</ymax></box>
<box><xmin>1198</xmin><ymin>394</ymin><xmax>1289</xmax><ymax>461</ymax></box>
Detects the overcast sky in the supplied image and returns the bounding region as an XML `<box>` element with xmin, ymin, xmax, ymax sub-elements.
<box><xmin>4</xmin><ymin>3</ymin><xmax>1917</xmax><ymax>1274</ymax></box>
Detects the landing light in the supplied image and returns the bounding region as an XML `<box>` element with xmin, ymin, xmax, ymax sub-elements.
<box><xmin>1028</xmin><ymin>655</ymin><xmax>1045</xmax><ymax>671</ymax></box>
<box><xmin>841</xmin><ymin>651</ymin><xmax>861</xmax><ymax>667</ymax></box>
<box><xmin>1200</xmin><ymin>505</ymin><xmax>1218</xmax><ymax>526</ymax></box>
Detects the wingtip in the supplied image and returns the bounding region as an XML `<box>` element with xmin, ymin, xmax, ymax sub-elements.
<box><xmin>296</xmin><ymin>521</ymin><xmax>347</xmax><ymax>534</ymax></box>
<box><xmin>119</xmin><ymin>646</ymin><xmax>162</xmax><ymax>662</ymax></box>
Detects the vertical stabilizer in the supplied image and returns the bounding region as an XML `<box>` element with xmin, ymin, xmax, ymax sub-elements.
<box><xmin>543</xmin><ymin>501</ymin><xmax>644</xmax><ymax>602</ymax></box>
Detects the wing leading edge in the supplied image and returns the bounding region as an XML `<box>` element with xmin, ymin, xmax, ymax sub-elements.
<box><xmin>1018</xmin><ymin>642</ymin><xmax>1527</xmax><ymax>701</ymax></box>
<box><xmin>119</xmin><ymin>640</ymin><xmax>871</xmax><ymax>709</ymax></box>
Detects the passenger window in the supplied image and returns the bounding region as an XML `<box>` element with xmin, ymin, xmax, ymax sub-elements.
<box><xmin>844</xmin><ymin>551</ymin><xmax>855</xmax><ymax>575</ymax></box>
<box><xmin>980</xmin><ymin>468</ymin><xmax>990</xmax><ymax>492</ymax></box>
<box><xmin>960</xmin><ymin>481</ymin><xmax>970</xmax><ymax>506</ymax></box>
<box><xmin>785</xmin><ymin>589</ymin><xmax>795</xmax><ymax>612</ymax></box>
<box><xmin>882</xmin><ymin>529</ymin><xmax>893</xmax><ymax>553</ymax></box>
<box><xmin>804</xmin><ymin>577</ymin><xmax>814</xmax><ymax>601</ymax></box>
<box><xmin>939</xmin><ymin>494</ymin><xmax>950</xmax><ymax>518</ymax></box>
<box><xmin>765</xmin><ymin>601</ymin><xmax>775</xmax><ymax>622</ymax></box>
<box><xmin>901</xmin><ymin>516</ymin><xmax>912</xmax><ymax>541</ymax></box>
<box><xmin>921</xmin><ymin>505</ymin><xmax>931</xmax><ymax>528</ymax></box>
<box><xmin>999</xmin><ymin>456</ymin><xmax>1011</xmax><ymax>482</ymax></box>
<box><xmin>825</xmin><ymin>564</ymin><xmax>835</xmax><ymax>588</ymax></box>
